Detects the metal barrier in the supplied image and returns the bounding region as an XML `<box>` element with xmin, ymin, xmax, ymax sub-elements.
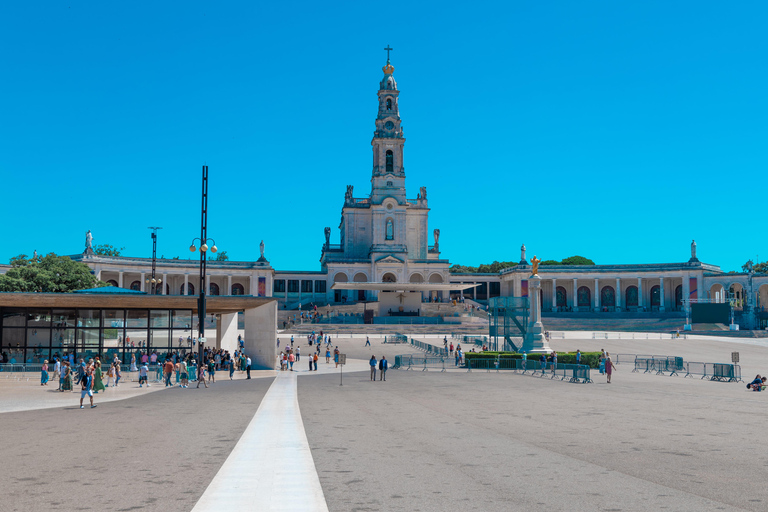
<box><xmin>384</xmin><ymin>334</ymin><xmax>408</xmax><ymax>344</ymax></box>
<box><xmin>683</xmin><ymin>362</ymin><xmax>742</xmax><ymax>382</ymax></box>
<box><xmin>591</xmin><ymin>332</ymin><xmax>689</xmax><ymax>340</ymax></box>
<box><xmin>409</xmin><ymin>338</ymin><xmax>449</xmax><ymax>357</ymax></box>
<box><xmin>464</xmin><ymin>358</ymin><xmax>591</xmax><ymax>383</ymax></box>
<box><xmin>393</xmin><ymin>354</ymin><xmax>447</xmax><ymax>372</ymax></box>
<box><xmin>631</xmin><ymin>355</ymin><xmax>684</xmax><ymax>375</ymax></box>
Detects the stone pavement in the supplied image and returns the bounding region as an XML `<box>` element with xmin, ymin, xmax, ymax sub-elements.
<box><xmin>4</xmin><ymin>333</ymin><xmax>768</xmax><ymax>511</ymax></box>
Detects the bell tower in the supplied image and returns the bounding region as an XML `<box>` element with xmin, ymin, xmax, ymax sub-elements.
<box><xmin>371</xmin><ymin>46</ymin><xmax>406</xmax><ymax>204</ymax></box>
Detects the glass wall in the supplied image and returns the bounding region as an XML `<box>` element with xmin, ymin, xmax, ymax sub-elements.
<box><xmin>0</xmin><ymin>307</ymin><xmax>194</xmax><ymax>365</ymax></box>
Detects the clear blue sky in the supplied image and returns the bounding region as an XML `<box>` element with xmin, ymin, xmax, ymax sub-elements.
<box><xmin>1</xmin><ymin>1</ymin><xmax>765</xmax><ymax>272</ymax></box>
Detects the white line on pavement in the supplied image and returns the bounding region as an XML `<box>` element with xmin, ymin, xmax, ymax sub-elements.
<box><xmin>191</xmin><ymin>371</ymin><xmax>329</xmax><ymax>512</ymax></box>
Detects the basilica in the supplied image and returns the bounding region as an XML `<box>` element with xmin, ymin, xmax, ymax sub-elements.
<box><xmin>6</xmin><ymin>53</ymin><xmax>766</xmax><ymax>327</ymax></box>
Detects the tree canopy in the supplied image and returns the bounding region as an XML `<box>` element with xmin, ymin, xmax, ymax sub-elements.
<box><xmin>0</xmin><ymin>253</ymin><xmax>105</xmax><ymax>292</ymax></box>
<box><xmin>742</xmin><ymin>260</ymin><xmax>768</xmax><ymax>274</ymax></box>
<box><xmin>208</xmin><ymin>251</ymin><xmax>229</xmax><ymax>261</ymax></box>
<box><xmin>450</xmin><ymin>255</ymin><xmax>595</xmax><ymax>274</ymax></box>
<box><xmin>449</xmin><ymin>260</ymin><xmax>518</xmax><ymax>274</ymax></box>
<box><xmin>93</xmin><ymin>244</ymin><xmax>124</xmax><ymax>257</ymax></box>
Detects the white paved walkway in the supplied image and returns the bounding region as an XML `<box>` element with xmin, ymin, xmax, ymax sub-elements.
<box><xmin>191</xmin><ymin>358</ymin><xmax>368</xmax><ymax>512</ymax></box>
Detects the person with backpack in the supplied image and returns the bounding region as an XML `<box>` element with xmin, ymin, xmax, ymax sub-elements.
<box><xmin>379</xmin><ymin>356</ymin><xmax>388</xmax><ymax>381</ymax></box>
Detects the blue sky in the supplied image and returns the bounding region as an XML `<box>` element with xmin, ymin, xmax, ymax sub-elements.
<box><xmin>1</xmin><ymin>1</ymin><xmax>765</xmax><ymax>272</ymax></box>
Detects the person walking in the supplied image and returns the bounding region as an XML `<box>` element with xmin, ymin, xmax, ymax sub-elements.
<box><xmin>288</xmin><ymin>352</ymin><xmax>295</xmax><ymax>371</ymax></box>
<box><xmin>576</xmin><ymin>350</ymin><xmax>582</xmax><ymax>365</ymax></box>
<box><xmin>80</xmin><ymin>365</ymin><xmax>96</xmax><ymax>409</ymax></box>
<box><xmin>130</xmin><ymin>353</ymin><xmax>138</xmax><ymax>372</ymax></box>
<box><xmin>605</xmin><ymin>353</ymin><xmax>617</xmax><ymax>384</ymax></box>
<box><xmin>105</xmin><ymin>363</ymin><xmax>115</xmax><ymax>387</ymax></box>
<box><xmin>207</xmin><ymin>358</ymin><xmax>216</xmax><ymax>383</ymax></box>
<box><xmin>229</xmin><ymin>358</ymin><xmax>235</xmax><ymax>380</ymax></box>
<box><xmin>246</xmin><ymin>355</ymin><xmax>252</xmax><ymax>379</ymax></box>
<box><xmin>179</xmin><ymin>359</ymin><xmax>188</xmax><ymax>388</ymax></box>
<box><xmin>163</xmin><ymin>359</ymin><xmax>174</xmax><ymax>387</ymax></box>
<box><xmin>334</xmin><ymin>347</ymin><xmax>340</xmax><ymax>368</ymax></box>
<box><xmin>365</xmin><ymin>337</ymin><xmax>371</xmax><ymax>347</ymax></box>
<box><xmin>551</xmin><ymin>351</ymin><xmax>558</xmax><ymax>375</ymax></box>
<box><xmin>369</xmin><ymin>355</ymin><xmax>377</xmax><ymax>381</ymax></box>
<box><xmin>325</xmin><ymin>348</ymin><xmax>331</xmax><ymax>364</ymax></box>
<box><xmin>296</xmin><ymin>346</ymin><xmax>300</xmax><ymax>362</ymax></box>
<box><xmin>54</xmin><ymin>358</ymin><xmax>62</xmax><ymax>390</ymax></box>
<box><xmin>379</xmin><ymin>355</ymin><xmax>388</xmax><ymax>381</ymax></box>
<box><xmin>308</xmin><ymin>351</ymin><xmax>314</xmax><ymax>371</ymax></box>
<box><xmin>197</xmin><ymin>363</ymin><xmax>208</xmax><ymax>388</ymax></box>
<box><xmin>139</xmin><ymin>361</ymin><xmax>149</xmax><ymax>387</ymax></box>
<box><xmin>114</xmin><ymin>363</ymin><xmax>121</xmax><ymax>387</ymax></box>
<box><xmin>41</xmin><ymin>360</ymin><xmax>49</xmax><ymax>386</ymax></box>
<box><xmin>313</xmin><ymin>352</ymin><xmax>318</xmax><ymax>371</ymax></box>
<box><xmin>93</xmin><ymin>361</ymin><xmax>105</xmax><ymax>393</ymax></box>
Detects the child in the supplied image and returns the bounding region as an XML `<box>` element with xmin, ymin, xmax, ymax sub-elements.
<box><xmin>139</xmin><ymin>362</ymin><xmax>149</xmax><ymax>387</ymax></box>
<box><xmin>197</xmin><ymin>364</ymin><xmax>208</xmax><ymax>388</ymax></box>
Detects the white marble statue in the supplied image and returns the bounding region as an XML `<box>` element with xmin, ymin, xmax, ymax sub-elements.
<box><xmin>85</xmin><ymin>230</ymin><xmax>93</xmax><ymax>249</ymax></box>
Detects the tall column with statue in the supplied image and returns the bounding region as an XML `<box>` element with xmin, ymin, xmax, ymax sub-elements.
<box><xmin>522</xmin><ymin>256</ymin><xmax>552</xmax><ymax>354</ymax></box>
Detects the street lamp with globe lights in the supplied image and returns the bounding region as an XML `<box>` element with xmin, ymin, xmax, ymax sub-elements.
<box><xmin>188</xmin><ymin>164</ymin><xmax>220</xmax><ymax>370</ymax></box>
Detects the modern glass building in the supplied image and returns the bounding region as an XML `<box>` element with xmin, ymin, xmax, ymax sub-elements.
<box><xmin>0</xmin><ymin>292</ymin><xmax>277</xmax><ymax>367</ymax></box>
<box><xmin>1</xmin><ymin>306</ymin><xmax>194</xmax><ymax>364</ymax></box>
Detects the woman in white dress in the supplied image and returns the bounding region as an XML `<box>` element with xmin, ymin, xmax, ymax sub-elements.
<box><xmin>130</xmin><ymin>354</ymin><xmax>138</xmax><ymax>372</ymax></box>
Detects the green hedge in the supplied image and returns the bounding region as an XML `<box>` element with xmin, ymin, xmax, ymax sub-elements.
<box><xmin>464</xmin><ymin>351</ymin><xmax>602</xmax><ymax>368</ymax></box>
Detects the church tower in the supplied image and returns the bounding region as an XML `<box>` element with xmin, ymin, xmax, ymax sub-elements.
<box><xmin>370</xmin><ymin>46</ymin><xmax>406</xmax><ymax>204</ymax></box>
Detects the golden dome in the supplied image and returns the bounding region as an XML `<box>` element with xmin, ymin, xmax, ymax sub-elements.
<box><xmin>382</xmin><ymin>60</ymin><xmax>395</xmax><ymax>74</ymax></box>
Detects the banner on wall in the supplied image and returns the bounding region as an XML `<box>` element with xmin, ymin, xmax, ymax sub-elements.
<box><xmin>689</xmin><ymin>277</ymin><xmax>698</xmax><ymax>300</ymax></box>
<box><xmin>258</xmin><ymin>277</ymin><xmax>266</xmax><ymax>297</ymax></box>
<box><xmin>521</xmin><ymin>280</ymin><xmax>528</xmax><ymax>298</ymax></box>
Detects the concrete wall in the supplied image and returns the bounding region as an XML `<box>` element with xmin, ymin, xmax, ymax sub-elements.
<box><xmin>216</xmin><ymin>313</ymin><xmax>239</xmax><ymax>354</ymax></box>
<box><xmin>244</xmin><ymin>301</ymin><xmax>278</xmax><ymax>370</ymax></box>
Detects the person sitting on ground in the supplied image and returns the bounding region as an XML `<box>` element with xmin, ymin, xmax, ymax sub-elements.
<box><xmin>747</xmin><ymin>376</ymin><xmax>766</xmax><ymax>391</ymax></box>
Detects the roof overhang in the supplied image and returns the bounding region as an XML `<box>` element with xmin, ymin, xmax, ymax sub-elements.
<box><xmin>331</xmin><ymin>283</ymin><xmax>478</xmax><ymax>291</ymax></box>
<box><xmin>0</xmin><ymin>293</ymin><xmax>276</xmax><ymax>314</ymax></box>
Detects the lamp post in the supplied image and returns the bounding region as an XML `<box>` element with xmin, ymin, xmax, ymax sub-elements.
<box><xmin>189</xmin><ymin>165</ymin><xmax>218</xmax><ymax>368</ymax></box>
<box><xmin>146</xmin><ymin>227</ymin><xmax>163</xmax><ymax>294</ymax></box>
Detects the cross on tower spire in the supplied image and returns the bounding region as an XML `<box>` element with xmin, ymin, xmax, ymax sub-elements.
<box><xmin>384</xmin><ymin>45</ymin><xmax>393</xmax><ymax>61</ymax></box>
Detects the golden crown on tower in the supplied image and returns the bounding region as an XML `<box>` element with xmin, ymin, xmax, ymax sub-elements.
<box><xmin>382</xmin><ymin>61</ymin><xmax>395</xmax><ymax>74</ymax></box>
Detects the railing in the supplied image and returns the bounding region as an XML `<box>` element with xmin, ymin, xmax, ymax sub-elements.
<box><xmin>384</xmin><ymin>334</ymin><xmax>408</xmax><ymax>344</ymax></box>
<box><xmin>613</xmin><ymin>354</ymin><xmax>742</xmax><ymax>382</ymax></box>
<box><xmin>591</xmin><ymin>332</ymin><xmax>688</xmax><ymax>340</ymax></box>
<box><xmin>465</xmin><ymin>358</ymin><xmax>592</xmax><ymax>383</ymax></box>
<box><xmin>409</xmin><ymin>338</ymin><xmax>448</xmax><ymax>357</ymax></box>
<box><xmin>393</xmin><ymin>354</ymin><xmax>449</xmax><ymax>371</ymax></box>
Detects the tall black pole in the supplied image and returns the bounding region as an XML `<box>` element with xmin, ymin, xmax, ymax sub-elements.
<box><xmin>198</xmin><ymin>165</ymin><xmax>208</xmax><ymax>368</ymax></box>
<box><xmin>151</xmin><ymin>232</ymin><xmax>157</xmax><ymax>294</ymax></box>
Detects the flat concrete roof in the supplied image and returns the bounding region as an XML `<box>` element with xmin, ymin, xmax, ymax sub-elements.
<box><xmin>0</xmin><ymin>292</ymin><xmax>276</xmax><ymax>314</ymax></box>
<box><xmin>331</xmin><ymin>282</ymin><xmax>478</xmax><ymax>291</ymax></box>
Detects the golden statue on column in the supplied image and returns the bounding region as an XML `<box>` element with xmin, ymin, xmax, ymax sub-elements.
<box><xmin>531</xmin><ymin>256</ymin><xmax>541</xmax><ymax>276</ymax></box>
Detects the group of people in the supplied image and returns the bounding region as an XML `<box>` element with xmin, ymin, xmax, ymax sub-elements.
<box><xmin>42</xmin><ymin>356</ymin><xmax>116</xmax><ymax>393</ymax></box>
<box><xmin>443</xmin><ymin>340</ymin><xmax>465</xmax><ymax>366</ymax></box>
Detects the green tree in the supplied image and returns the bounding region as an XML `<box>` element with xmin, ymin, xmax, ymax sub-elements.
<box><xmin>560</xmin><ymin>255</ymin><xmax>595</xmax><ymax>265</ymax></box>
<box><xmin>540</xmin><ymin>260</ymin><xmax>561</xmax><ymax>266</ymax></box>
<box><xmin>741</xmin><ymin>260</ymin><xmax>768</xmax><ymax>273</ymax></box>
<box><xmin>208</xmin><ymin>251</ymin><xmax>229</xmax><ymax>261</ymax></box>
<box><xmin>0</xmin><ymin>253</ymin><xmax>105</xmax><ymax>292</ymax></box>
<box><xmin>93</xmin><ymin>244</ymin><xmax>124</xmax><ymax>257</ymax></box>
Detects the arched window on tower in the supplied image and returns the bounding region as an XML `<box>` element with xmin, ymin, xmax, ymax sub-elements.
<box><xmin>386</xmin><ymin>98</ymin><xmax>392</xmax><ymax>111</ymax></box>
<box><xmin>386</xmin><ymin>150</ymin><xmax>393</xmax><ymax>174</ymax></box>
